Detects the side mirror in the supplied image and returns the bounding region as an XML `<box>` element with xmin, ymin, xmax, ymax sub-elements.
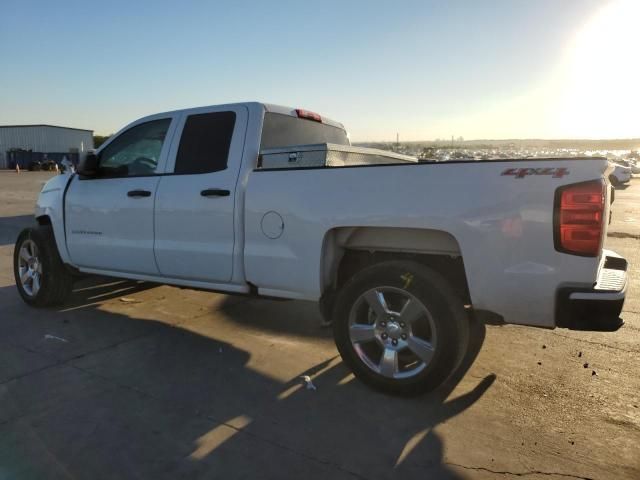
<box><xmin>77</xmin><ymin>152</ymin><xmax>99</xmax><ymax>177</ymax></box>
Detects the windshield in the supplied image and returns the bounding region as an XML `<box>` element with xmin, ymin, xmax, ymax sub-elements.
<box><xmin>260</xmin><ymin>112</ymin><xmax>349</xmax><ymax>150</ymax></box>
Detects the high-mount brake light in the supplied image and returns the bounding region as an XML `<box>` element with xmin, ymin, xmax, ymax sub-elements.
<box><xmin>295</xmin><ymin>109</ymin><xmax>322</xmax><ymax>123</ymax></box>
<box><xmin>554</xmin><ymin>180</ymin><xmax>605</xmax><ymax>257</ymax></box>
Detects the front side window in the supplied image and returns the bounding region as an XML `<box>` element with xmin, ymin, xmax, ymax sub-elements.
<box><xmin>99</xmin><ymin>119</ymin><xmax>171</xmax><ymax>177</ymax></box>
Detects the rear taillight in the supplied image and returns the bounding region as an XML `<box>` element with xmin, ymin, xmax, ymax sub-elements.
<box><xmin>554</xmin><ymin>180</ymin><xmax>605</xmax><ymax>256</ymax></box>
<box><xmin>295</xmin><ymin>109</ymin><xmax>322</xmax><ymax>122</ymax></box>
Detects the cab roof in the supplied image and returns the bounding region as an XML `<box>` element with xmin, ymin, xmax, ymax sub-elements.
<box><xmin>140</xmin><ymin>102</ymin><xmax>345</xmax><ymax>131</ymax></box>
<box><xmin>262</xmin><ymin>103</ymin><xmax>345</xmax><ymax>130</ymax></box>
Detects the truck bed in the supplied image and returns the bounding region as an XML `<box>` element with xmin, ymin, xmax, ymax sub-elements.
<box><xmin>243</xmin><ymin>157</ymin><xmax>613</xmax><ymax>328</ymax></box>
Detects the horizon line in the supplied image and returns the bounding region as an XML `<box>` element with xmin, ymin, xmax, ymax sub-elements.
<box><xmin>355</xmin><ymin>137</ymin><xmax>640</xmax><ymax>144</ymax></box>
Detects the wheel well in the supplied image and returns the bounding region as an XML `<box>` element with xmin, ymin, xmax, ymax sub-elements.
<box><xmin>335</xmin><ymin>250</ymin><xmax>471</xmax><ymax>304</ymax></box>
<box><xmin>36</xmin><ymin>215</ymin><xmax>52</xmax><ymax>226</ymax></box>
<box><xmin>320</xmin><ymin>227</ymin><xmax>471</xmax><ymax>306</ymax></box>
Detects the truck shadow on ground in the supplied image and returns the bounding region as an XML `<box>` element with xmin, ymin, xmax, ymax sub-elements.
<box><xmin>0</xmin><ymin>215</ymin><xmax>35</xmax><ymax>246</ymax></box>
<box><xmin>0</xmin><ymin>278</ymin><xmax>495</xmax><ymax>479</ymax></box>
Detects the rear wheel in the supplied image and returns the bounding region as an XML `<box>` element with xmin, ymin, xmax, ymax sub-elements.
<box><xmin>333</xmin><ymin>260</ymin><xmax>468</xmax><ymax>395</ymax></box>
<box><xmin>14</xmin><ymin>226</ymin><xmax>73</xmax><ymax>307</ymax></box>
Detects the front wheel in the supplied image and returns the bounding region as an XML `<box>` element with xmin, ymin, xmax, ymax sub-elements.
<box><xmin>14</xmin><ymin>226</ymin><xmax>73</xmax><ymax>307</ymax></box>
<box><xmin>333</xmin><ymin>261</ymin><xmax>469</xmax><ymax>395</ymax></box>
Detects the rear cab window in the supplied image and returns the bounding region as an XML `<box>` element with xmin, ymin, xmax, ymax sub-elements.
<box><xmin>260</xmin><ymin>113</ymin><xmax>349</xmax><ymax>150</ymax></box>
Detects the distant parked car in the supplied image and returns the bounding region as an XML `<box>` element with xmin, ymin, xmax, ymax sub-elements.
<box><xmin>617</xmin><ymin>159</ymin><xmax>640</xmax><ymax>173</ymax></box>
<box><xmin>27</xmin><ymin>161</ymin><xmax>42</xmax><ymax>171</ymax></box>
<box><xmin>609</xmin><ymin>163</ymin><xmax>632</xmax><ymax>185</ymax></box>
<box><xmin>41</xmin><ymin>160</ymin><xmax>58</xmax><ymax>171</ymax></box>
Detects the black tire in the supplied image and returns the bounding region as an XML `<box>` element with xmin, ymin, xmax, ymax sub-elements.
<box><xmin>333</xmin><ymin>260</ymin><xmax>469</xmax><ymax>395</ymax></box>
<box><xmin>609</xmin><ymin>174</ymin><xmax>620</xmax><ymax>186</ymax></box>
<box><xmin>14</xmin><ymin>226</ymin><xmax>73</xmax><ymax>307</ymax></box>
<box><xmin>318</xmin><ymin>289</ymin><xmax>337</xmax><ymax>327</ymax></box>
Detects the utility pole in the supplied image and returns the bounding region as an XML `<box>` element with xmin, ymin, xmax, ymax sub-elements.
<box><xmin>451</xmin><ymin>135</ymin><xmax>454</xmax><ymax>149</ymax></box>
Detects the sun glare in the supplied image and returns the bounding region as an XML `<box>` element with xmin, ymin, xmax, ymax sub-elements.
<box><xmin>559</xmin><ymin>0</ymin><xmax>640</xmax><ymax>138</ymax></box>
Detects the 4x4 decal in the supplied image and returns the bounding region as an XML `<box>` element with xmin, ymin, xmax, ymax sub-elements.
<box><xmin>501</xmin><ymin>167</ymin><xmax>569</xmax><ymax>178</ymax></box>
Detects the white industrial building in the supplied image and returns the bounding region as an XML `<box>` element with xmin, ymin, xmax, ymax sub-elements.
<box><xmin>0</xmin><ymin>124</ymin><xmax>94</xmax><ymax>169</ymax></box>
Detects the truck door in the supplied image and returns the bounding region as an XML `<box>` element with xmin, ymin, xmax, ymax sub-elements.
<box><xmin>65</xmin><ymin>116</ymin><xmax>176</xmax><ymax>275</ymax></box>
<box><xmin>153</xmin><ymin>105</ymin><xmax>248</xmax><ymax>282</ymax></box>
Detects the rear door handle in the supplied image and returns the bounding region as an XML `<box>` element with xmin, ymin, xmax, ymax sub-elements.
<box><xmin>201</xmin><ymin>188</ymin><xmax>230</xmax><ymax>197</ymax></box>
<box><xmin>127</xmin><ymin>189</ymin><xmax>152</xmax><ymax>198</ymax></box>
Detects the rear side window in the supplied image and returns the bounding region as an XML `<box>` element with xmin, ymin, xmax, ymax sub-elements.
<box><xmin>260</xmin><ymin>113</ymin><xmax>349</xmax><ymax>150</ymax></box>
<box><xmin>174</xmin><ymin>111</ymin><xmax>236</xmax><ymax>174</ymax></box>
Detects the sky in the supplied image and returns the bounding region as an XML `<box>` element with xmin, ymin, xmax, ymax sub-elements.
<box><xmin>1</xmin><ymin>0</ymin><xmax>638</xmax><ymax>141</ymax></box>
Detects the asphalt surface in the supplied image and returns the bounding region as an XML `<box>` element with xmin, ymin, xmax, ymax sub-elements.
<box><xmin>0</xmin><ymin>171</ymin><xmax>638</xmax><ymax>480</ymax></box>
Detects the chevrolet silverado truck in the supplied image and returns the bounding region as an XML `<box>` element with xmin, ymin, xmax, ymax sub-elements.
<box><xmin>13</xmin><ymin>102</ymin><xmax>628</xmax><ymax>394</ymax></box>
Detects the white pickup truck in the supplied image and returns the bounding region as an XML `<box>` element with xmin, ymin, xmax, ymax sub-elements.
<box><xmin>14</xmin><ymin>102</ymin><xmax>628</xmax><ymax>394</ymax></box>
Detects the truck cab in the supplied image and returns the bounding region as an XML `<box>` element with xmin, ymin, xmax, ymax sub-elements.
<box><xmin>35</xmin><ymin>103</ymin><xmax>349</xmax><ymax>292</ymax></box>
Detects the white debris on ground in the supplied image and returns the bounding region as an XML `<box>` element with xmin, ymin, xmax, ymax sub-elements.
<box><xmin>300</xmin><ymin>375</ymin><xmax>317</xmax><ymax>391</ymax></box>
<box><xmin>119</xmin><ymin>297</ymin><xmax>142</xmax><ymax>303</ymax></box>
<box><xmin>44</xmin><ymin>334</ymin><xmax>68</xmax><ymax>343</ymax></box>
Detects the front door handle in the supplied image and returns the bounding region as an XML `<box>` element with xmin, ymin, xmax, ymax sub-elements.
<box><xmin>201</xmin><ymin>188</ymin><xmax>230</xmax><ymax>197</ymax></box>
<box><xmin>127</xmin><ymin>189</ymin><xmax>152</xmax><ymax>198</ymax></box>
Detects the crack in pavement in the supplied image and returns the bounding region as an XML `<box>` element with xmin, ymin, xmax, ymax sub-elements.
<box><xmin>203</xmin><ymin>411</ymin><xmax>369</xmax><ymax>480</ymax></box>
<box><xmin>0</xmin><ymin>302</ymin><xmax>215</xmax><ymax>388</ymax></box>
<box><xmin>548</xmin><ymin>332</ymin><xmax>638</xmax><ymax>354</ymax></box>
<box><xmin>447</xmin><ymin>462</ymin><xmax>595</xmax><ymax>479</ymax></box>
<box><xmin>0</xmin><ymin>410</ymin><xmax>33</xmax><ymax>428</ymax></box>
<box><xmin>607</xmin><ymin>231</ymin><xmax>640</xmax><ymax>240</ymax></box>
<box><xmin>0</xmin><ymin>330</ymin><xmax>159</xmax><ymax>387</ymax></box>
<box><xmin>620</xmin><ymin>322</ymin><xmax>640</xmax><ymax>332</ymax></box>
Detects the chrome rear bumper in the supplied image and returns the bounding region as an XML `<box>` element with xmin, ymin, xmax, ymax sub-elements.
<box><xmin>558</xmin><ymin>250</ymin><xmax>628</xmax><ymax>330</ymax></box>
<box><xmin>569</xmin><ymin>249</ymin><xmax>627</xmax><ymax>302</ymax></box>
